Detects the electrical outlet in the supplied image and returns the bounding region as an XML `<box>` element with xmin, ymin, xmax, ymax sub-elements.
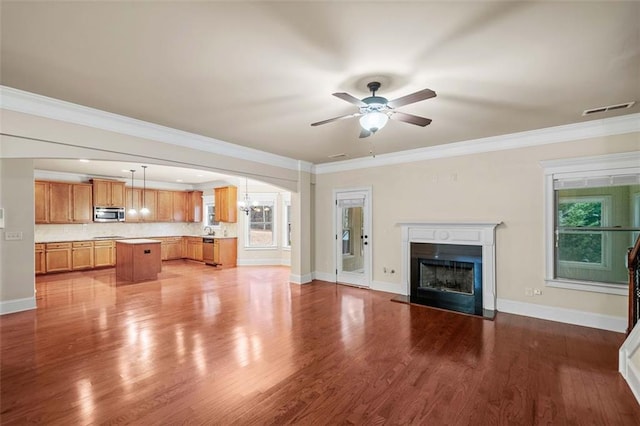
<box><xmin>4</xmin><ymin>231</ymin><xmax>23</xmax><ymax>241</ymax></box>
<box><xmin>525</xmin><ymin>288</ymin><xmax>533</xmax><ymax>297</ymax></box>
<box><xmin>534</xmin><ymin>288</ymin><xmax>542</xmax><ymax>296</ymax></box>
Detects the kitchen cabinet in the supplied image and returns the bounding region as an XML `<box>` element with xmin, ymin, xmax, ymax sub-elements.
<box><xmin>160</xmin><ymin>237</ymin><xmax>183</xmax><ymax>260</ymax></box>
<box><xmin>215</xmin><ymin>186</ymin><xmax>237</xmax><ymax>223</ymax></box>
<box><xmin>116</xmin><ymin>239</ymin><xmax>162</xmax><ymax>282</ymax></box>
<box><xmin>35</xmin><ymin>243</ymin><xmax>46</xmax><ymax>274</ymax></box>
<box><xmin>187</xmin><ymin>191</ymin><xmax>203</xmax><ymax>223</ymax></box>
<box><xmin>125</xmin><ymin>188</ymin><xmax>142</xmax><ymax>222</ymax></box>
<box><xmin>214</xmin><ymin>238</ymin><xmax>237</xmax><ymax>267</ymax></box>
<box><xmin>92</xmin><ymin>179</ymin><xmax>125</xmax><ymax>207</ymax></box>
<box><xmin>185</xmin><ymin>237</ymin><xmax>203</xmax><ymax>261</ymax></box>
<box><xmin>45</xmin><ymin>242</ymin><xmax>72</xmax><ymax>273</ymax></box>
<box><xmin>94</xmin><ymin>240</ymin><xmax>115</xmax><ymax>267</ymax></box>
<box><xmin>35</xmin><ymin>181</ymin><xmax>49</xmax><ymax>224</ymax></box>
<box><xmin>35</xmin><ymin>181</ymin><xmax>93</xmax><ymax>224</ymax></box>
<box><xmin>172</xmin><ymin>192</ymin><xmax>188</xmax><ymax>222</ymax></box>
<box><xmin>156</xmin><ymin>191</ymin><xmax>173</xmax><ymax>222</ymax></box>
<box><xmin>72</xmin><ymin>241</ymin><xmax>94</xmax><ymax>270</ymax></box>
<box><xmin>141</xmin><ymin>189</ymin><xmax>157</xmax><ymax>221</ymax></box>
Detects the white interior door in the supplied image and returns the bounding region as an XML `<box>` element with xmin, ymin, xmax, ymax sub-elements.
<box><xmin>335</xmin><ymin>189</ymin><xmax>371</xmax><ymax>287</ymax></box>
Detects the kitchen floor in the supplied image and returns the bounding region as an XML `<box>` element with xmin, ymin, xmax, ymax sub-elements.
<box><xmin>1</xmin><ymin>261</ymin><xmax>639</xmax><ymax>424</ymax></box>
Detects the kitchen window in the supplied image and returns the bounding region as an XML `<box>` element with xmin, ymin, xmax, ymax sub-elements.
<box><xmin>244</xmin><ymin>193</ymin><xmax>277</xmax><ymax>248</ymax></box>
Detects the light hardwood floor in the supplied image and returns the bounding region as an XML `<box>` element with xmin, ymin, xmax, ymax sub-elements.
<box><xmin>1</xmin><ymin>261</ymin><xmax>639</xmax><ymax>424</ymax></box>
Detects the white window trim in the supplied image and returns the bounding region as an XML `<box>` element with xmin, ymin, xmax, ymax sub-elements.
<box><xmin>557</xmin><ymin>195</ymin><xmax>611</xmax><ymax>271</ymax></box>
<box><xmin>243</xmin><ymin>192</ymin><xmax>277</xmax><ymax>249</ymax></box>
<box><xmin>541</xmin><ymin>151</ymin><xmax>640</xmax><ymax>296</ymax></box>
<box><xmin>202</xmin><ymin>195</ymin><xmax>222</xmax><ymax>229</ymax></box>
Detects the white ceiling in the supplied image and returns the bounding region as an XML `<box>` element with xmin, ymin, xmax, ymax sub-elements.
<box><xmin>1</xmin><ymin>1</ymin><xmax>639</xmax><ymax>171</ymax></box>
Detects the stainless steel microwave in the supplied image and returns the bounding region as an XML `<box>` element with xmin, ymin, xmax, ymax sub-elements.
<box><xmin>94</xmin><ymin>206</ymin><xmax>125</xmax><ymax>222</ymax></box>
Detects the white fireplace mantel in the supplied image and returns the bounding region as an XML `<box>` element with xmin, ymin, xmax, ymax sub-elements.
<box><xmin>398</xmin><ymin>222</ymin><xmax>501</xmax><ymax>312</ymax></box>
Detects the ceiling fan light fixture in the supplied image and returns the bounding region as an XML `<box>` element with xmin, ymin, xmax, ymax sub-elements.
<box><xmin>359</xmin><ymin>111</ymin><xmax>389</xmax><ymax>133</ymax></box>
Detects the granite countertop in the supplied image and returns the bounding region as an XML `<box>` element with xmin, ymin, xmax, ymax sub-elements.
<box><xmin>36</xmin><ymin>235</ymin><xmax>238</xmax><ymax>243</ymax></box>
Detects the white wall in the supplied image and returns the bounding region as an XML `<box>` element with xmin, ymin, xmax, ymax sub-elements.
<box><xmin>314</xmin><ymin>132</ymin><xmax>640</xmax><ymax>329</ymax></box>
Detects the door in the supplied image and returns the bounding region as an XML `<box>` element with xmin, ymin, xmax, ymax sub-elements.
<box><xmin>335</xmin><ymin>189</ymin><xmax>371</xmax><ymax>287</ymax></box>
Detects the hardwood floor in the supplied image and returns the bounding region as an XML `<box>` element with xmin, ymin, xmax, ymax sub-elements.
<box><xmin>1</xmin><ymin>261</ymin><xmax>639</xmax><ymax>424</ymax></box>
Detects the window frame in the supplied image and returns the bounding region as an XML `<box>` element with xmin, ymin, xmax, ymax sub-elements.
<box><xmin>542</xmin><ymin>152</ymin><xmax>640</xmax><ymax>295</ymax></box>
<box><xmin>243</xmin><ymin>192</ymin><xmax>277</xmax><ymax>249</ymax></box>
<box><xmin>203</xmin><ymin>195</ymin><xmax>221</xmax><ymax>229</ymax></box>
<box><xmin>282</xmin><ymin>194</ymin><xmax>291</xmax><ymax>250</ymax></box>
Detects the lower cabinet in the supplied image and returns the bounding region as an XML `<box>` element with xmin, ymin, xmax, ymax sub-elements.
<box><xmin>185</xmin><ymin>237</ymin><xmax>203</xmax><ymax>261</ymax></box>
<box><xmin>35</xmin><ymin>244</ymin><xmax>46</xmax><ymax>274</ymax></box>
<box><xmin>72</xmin><ymin>241</ymin><xmax>94</xmax><ymax>270</ymax></box>
<box><xmin>45</xmin><ymin>243</ymin><xmax>72</xmax><ymax>273</ymax></box>
<box><xmin>214</xmin><ymin>238</ymin><xmax>237</xmax><ymax>267</ymax></box>
<box><xmin>94</xmin><ymin>240</ymin><xmax>115</xmax><ymax>267</ymax></box>
<box><xmin>161</xmin><ymin>237</ymin><xmax>183</xmax><ymax>260</ymax></box>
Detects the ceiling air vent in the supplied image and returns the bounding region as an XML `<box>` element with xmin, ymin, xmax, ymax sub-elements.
<box><xmin>328</xmin><ymin>153</ymin><xmax>348</xmax><ymax>159</ymax></box>
<box><xmin>583</xmin><ymin>101</ymin><xmax>635</xmax><ymax>116</ymax></box>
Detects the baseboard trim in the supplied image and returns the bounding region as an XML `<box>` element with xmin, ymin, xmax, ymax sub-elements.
<box><xmin>312</xmin><ymin>271</ymin><xmax>335</xmax><ymax>283</ymax></box>
<box><xmin>0</xmin><ymin>297</ymin><xmax>36</xmax><ymax>315</ymax></box>
<box><xmin>237</xmin><ymin>258</ymin><xmax>290</xmax><ymax>266</ymax></box>
<box><xmin>497</xmin><ymin>298</ymin><xmax>626</xmax><ymax>332</ymax></box>
<box><xmin>289</xmin><ymin>273</ymin><xmax>313</xmax><ymax>285</ymax></box>
<box><xmin>370</xmin><ymin>280</ymin><xmax>404</xmax><ymax>295</ymax></box>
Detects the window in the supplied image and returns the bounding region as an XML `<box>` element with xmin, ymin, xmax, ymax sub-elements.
<box><xmin>283</xmin><ymin>196</ymin><xmax>291</xmax><ymax>248</ymax></box>
<box><xmin>245</xmin><ymin>194</ymin><xmax>276</xmax><ymax>248</ymax></box>
<box><xmin>542</xmin><ymin>152</ymin><xmax>640</xmax><ymax>295</ymax></box>
<box><xmin>557</xmin><ymin>196</ymin><xmax>610</xmax><ymax>269</ymax></box>
<box><xmin>205</xmin><ymin>203</ymin><xmax>219</xmax><ymax>227</ymax></box>
<box><xmin>342</xmin><ymin>209</ymin><xmax>353</xmax><ymax>255</ymax></box>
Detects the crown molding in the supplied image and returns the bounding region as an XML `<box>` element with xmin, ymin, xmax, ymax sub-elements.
<box><xmin>313</xmin><ymin>113</ymin><xmax>640</xmax><ymax>175</ymax></box>
<box><xmin>0</xmin><ymin>85</ymin><xmax>313</xmax><ymax>173</ymax></box>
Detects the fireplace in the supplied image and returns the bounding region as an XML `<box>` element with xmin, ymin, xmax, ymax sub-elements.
<box><xmin>411</xmin><ymin>243</ymin><xmax>483</xmax><ymax>315</ymax></box>
<box><xmin>399</xmin><ymin>222</ymin><xmax>500</xmax><ymax>318</ymax></box>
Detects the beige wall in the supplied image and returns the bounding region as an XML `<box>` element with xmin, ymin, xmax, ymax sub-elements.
<box><xmin>314</xmin><ymin>132</ymin><xmax>639</xmax><ymax>319</ymax></box>
<box><xmin>0</xmin><ymin>159</ymin><xmax>36</xmax><ymax>307</ymax></box>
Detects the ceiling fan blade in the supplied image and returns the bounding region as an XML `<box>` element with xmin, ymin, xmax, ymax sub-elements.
<box><xmin>333</xmin><ymin>92</ymin><xmax>367</xmax><ymax>107</ymax></box>
<box><xmin>391</xmin><ymin>111</ymin><xmax>432</xmax><ymax>127</ymax></box>
<box><xmin>359</xmin><ymin>128</ymin><xmax>372</xmax><ymax>139</ymax></box>
<box><xmin>310</xmin><ymin>112</ymin><xmax>361</xmax><ymax>127</ymax></box>
<box><xmin>387</xmin><ymin>88</ymin><xmax>436</xmax><ymax>108</ymax></box>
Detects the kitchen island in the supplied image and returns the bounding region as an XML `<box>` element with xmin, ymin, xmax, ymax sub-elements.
<box><xmin>115</xmin><ymin>239</ymin><xmax>162</xmax><ymax>282</ymax></box>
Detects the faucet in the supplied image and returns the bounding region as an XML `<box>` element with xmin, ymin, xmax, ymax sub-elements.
<box><xmin>204</xmin><ymin>226</ymin><xmax>214</xmax><ymax>236</ymax></box>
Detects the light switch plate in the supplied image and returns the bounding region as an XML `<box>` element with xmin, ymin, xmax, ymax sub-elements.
<box><xmin>5</xmin><ymin>231</ymin><xmax>22</xmax><ymax>241</ymax></box>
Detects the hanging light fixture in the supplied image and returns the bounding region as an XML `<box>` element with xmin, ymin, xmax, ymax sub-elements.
<box><xmin>140</xmin><ymin>165</ymin><xmax>149</xmax><ymax>215</ymax></box>
<box><xmin>359</xmin><ymin>110</ymin><xmax>389</xmax><ymax>134</ymax></box>
<box><xmin>128</xmin><ymin>169</ymin><xmax>137</xmax><ymax>216</ymax></box>
<box><xmin>238</xmin><ymin>177</ymin><xmax>257</xmax><ymax>216</ymax></box>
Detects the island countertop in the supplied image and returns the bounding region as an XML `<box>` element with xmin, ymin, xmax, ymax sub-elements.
<box><xmin>115</xmin><ymin>239</ymin><xmax>161</xmax><ymax>244</ymax></box>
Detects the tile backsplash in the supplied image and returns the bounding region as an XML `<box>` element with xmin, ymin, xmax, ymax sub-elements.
<box><xmin>35</xmin><ymin>222</ymin><xmax>236</xmax><ymax>242</ymax></box>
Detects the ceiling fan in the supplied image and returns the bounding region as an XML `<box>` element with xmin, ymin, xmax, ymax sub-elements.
<box><xmin>311</xmin><ymin>81</ymin><xmax>436</xmax><ymax>138</ymax></box>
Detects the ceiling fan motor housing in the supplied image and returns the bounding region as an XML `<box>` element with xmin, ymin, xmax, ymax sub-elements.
<box><xmin>361</xmin><ymin>96</ymin><xmax>389</xmax><ymax>114</ymax></box>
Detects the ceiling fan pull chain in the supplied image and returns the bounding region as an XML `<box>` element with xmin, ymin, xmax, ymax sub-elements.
<box><xmin>369</xmin><ymin>141</ymin><xmax>376</xmax><ymax>158</ymax></box>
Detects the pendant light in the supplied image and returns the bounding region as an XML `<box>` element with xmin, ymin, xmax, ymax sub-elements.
<box><xmin>238</xmin><ymin>177</ymin><xmax>257</xmax><ymax>215</ymax></box>
<box><xmin>140</xmin><ymin>165</ymin><xmax>149</xmax><ymax>215</ymax></box>
<box><xmin>128</xmin><ymin>169</ymin><xmax>137</xmax><ymax>216</ymax></box>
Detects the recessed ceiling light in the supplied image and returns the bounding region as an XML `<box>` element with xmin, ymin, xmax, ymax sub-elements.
<box><xmin>121</xmin><ymin>169</ymin><xmax>130</xmax><ymax>173</ymax></box>
<box><xmin>78</xmin><ymin>159</ymin><xmax>90</xmax><ymax>163</ymax></box>
<box><xmin>176</xmin><ymin>179</ymin><xmax>183</xmax><ymax>182</ymax></box>
<box><xmin>197</xmin><ymin>174</ymin><xmax>204</xmax><ymax>177</ymax></box>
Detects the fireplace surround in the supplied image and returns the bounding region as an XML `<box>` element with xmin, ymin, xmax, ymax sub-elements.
<box><xmin>399</xmin><ymin>222</ymin><xmax>500</xmax><ymax>318</ymax></box>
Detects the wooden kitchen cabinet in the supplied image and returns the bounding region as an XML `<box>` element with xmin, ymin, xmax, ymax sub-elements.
<box><xmin>156</xmin><ymin>191</ymin><xmax>173</xmax><ymax>222</ymax></box>
<box><xmin>214</xmin><ymin>238</ymin><xmax>237</xmax><ymax>267</ymax></box>
<box><xmin>35</xmin><ymin>181</ymin><xmax>92</xmax><ymax>224</ymax></box>
<box><xmin>92</xmin><ymin>179</ymin><xmax>125</xmax><ymax>207</ymax></box>
<box><xmin>72</xmin><ymin>241</ymin><xmax>94</xmax><ymax>270</ymax></box>
<box><xmin>172</xmin><ymin>192</ymin><xmax>188</xmax><ymax>222</ymax></box>
<box><xmin>94</xmin><ymin>240</ymin><xmax>115</xmax><ymax>267</ymax></box>
<box><xmin>185</xmin><ymin>237</ymin><xmax>203</xmax><ymax>261</ymax></box>
<box><xmin>35</xmin><ymin>243</ymin><xmax>46</xmax><ymax>274</ymax></box>
<box><xmin>45</xmin><ymin>242</ymin><xmax>72</xmax><ymax>273</ymax></box>
<box><xmin>126</xmin><ymin>188</ymin><xmax>157</xmax><ymax>222</ymax></box>
<box><xmin>141</xmin><ymin>189</ymin><xmax>157</xmax><ymax>221</ymax></box>
<box><xmin>125</xmin><ymin>188</ymin><xmax>142</xmax><ymax>222</ymax></box>
<box><xmin>215</xmin><ymin>186</ymin><xmax>237</xmax><ymax>223</ymax></box>
<box><xmin>35</xmin><ymin>181</ymin><xmax>50</xmax><ymax>224</ymax></box>
<box><xmin>187</xmin><ymin>191</ymin><xmax>203</xmax><ymax>223</ymax></box>
<box><xmin>160</xmin><ymin>237</ymin><xmax>183</xmax><ymax>260</ymax></box>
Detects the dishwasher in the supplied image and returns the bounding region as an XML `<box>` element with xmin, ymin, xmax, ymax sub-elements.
<box><xmin>202</xmin><ymin>238</ymin><xmax>217</xmax><ymax>266</ymax></box>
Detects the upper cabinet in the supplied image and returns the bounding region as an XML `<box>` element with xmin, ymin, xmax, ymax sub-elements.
<box><xmin>35</xmin><ymin>181</ymin><xmax>93</xmax><ymax>224</ymax></box>
<box><xmin>215</xmin><ymin>186</ymin><xmax>237</xmax><ymax>223</ymax></box>
<box><xmin>91</xmin><ymin>179</ymin><xmax>125</xmax><ymax>207</ymax></box>
<box><xmin>187</xmin><ymin>191</ymin><xmax>203</xmax><ymax>223</ymax></box>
